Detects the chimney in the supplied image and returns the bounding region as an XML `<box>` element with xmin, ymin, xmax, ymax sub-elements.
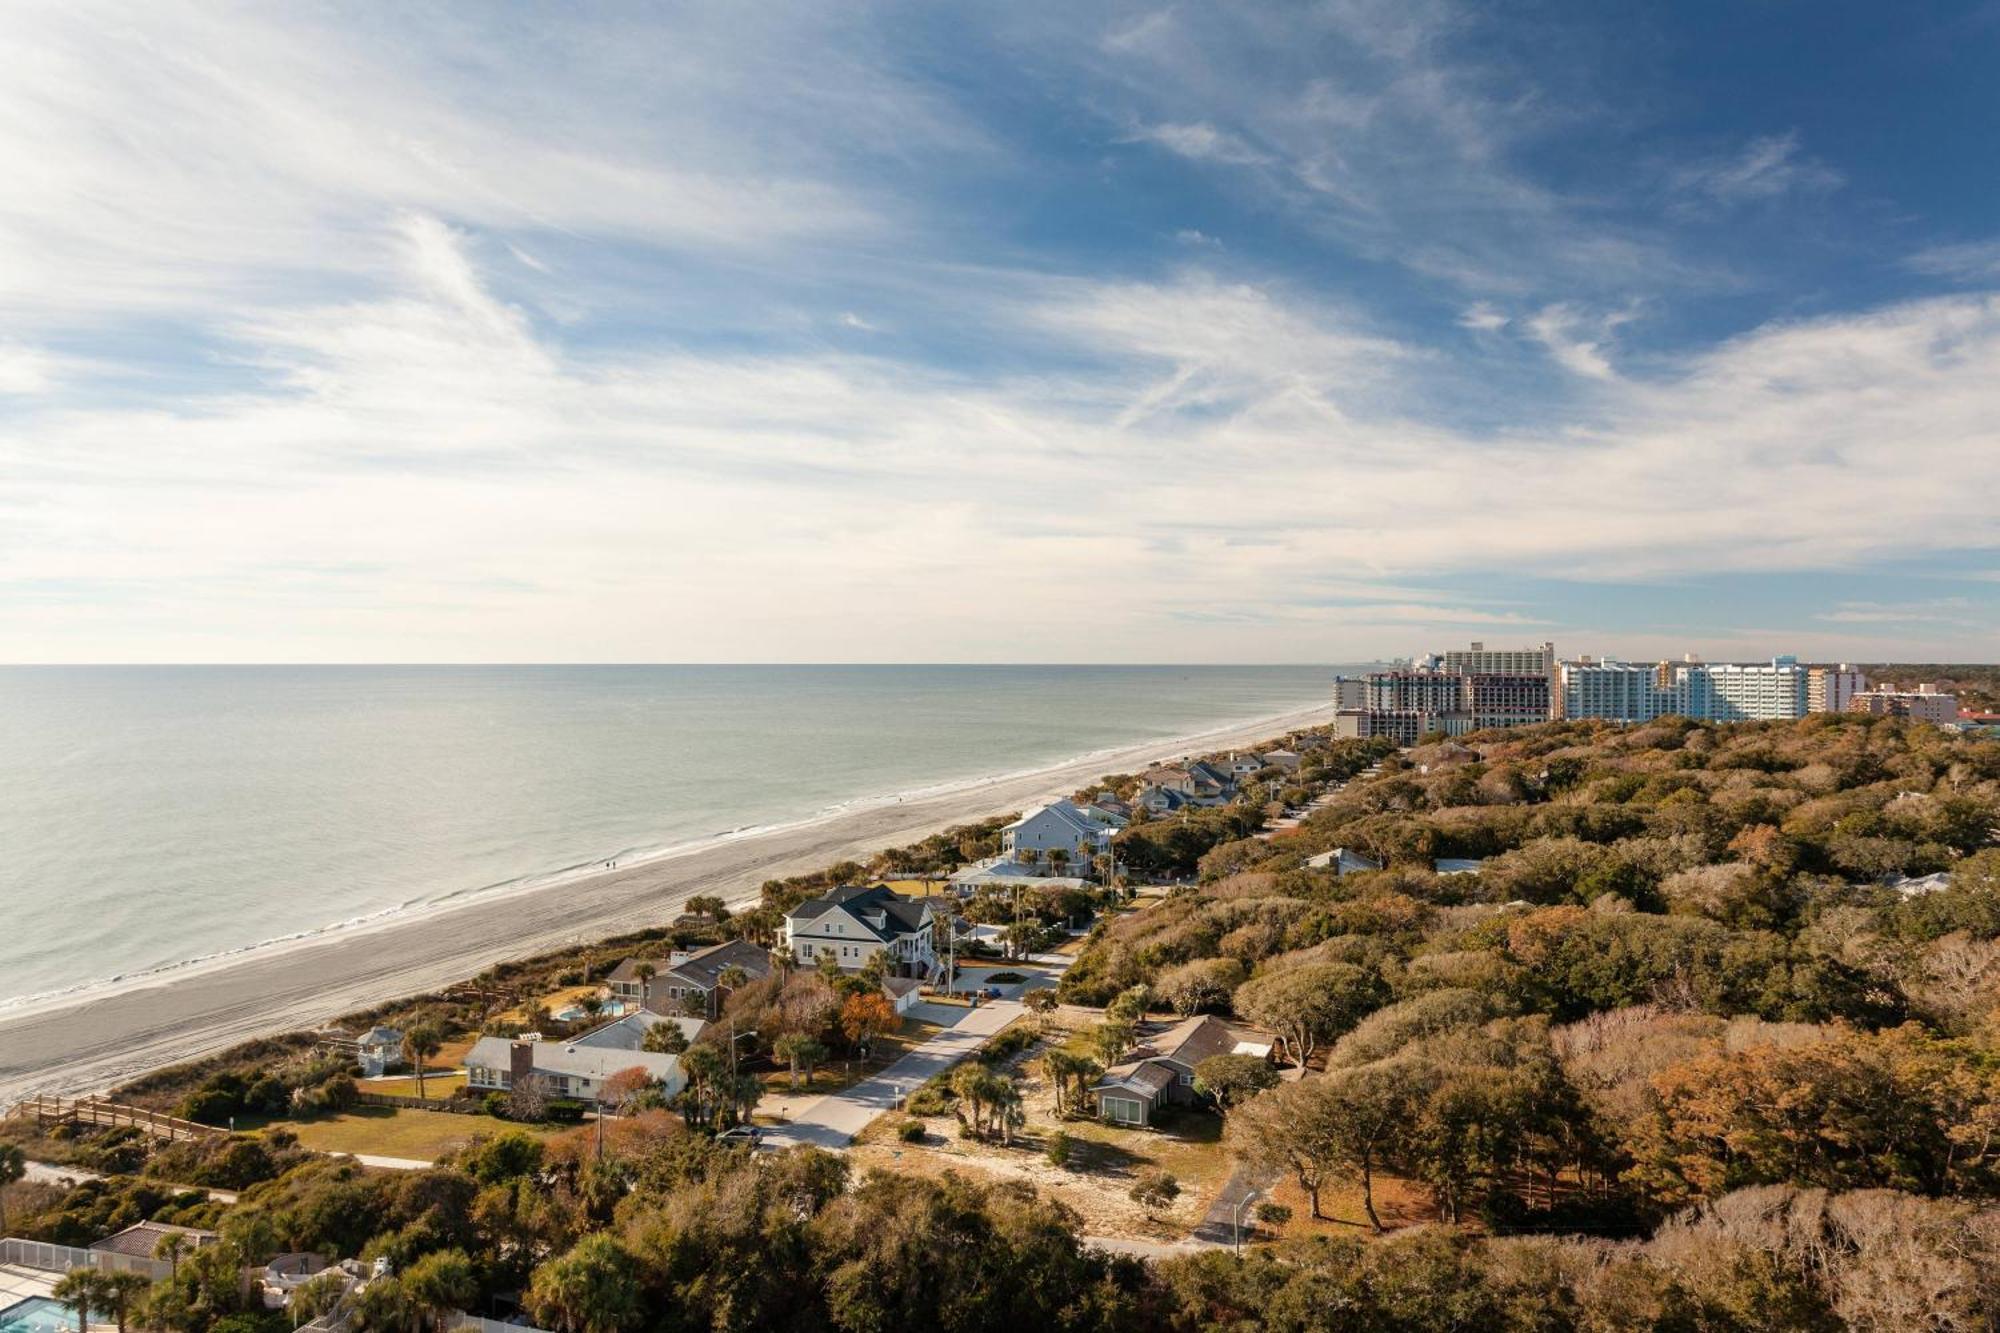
<box><xmin>509</xmin><ymin>1041</ymin><xmax>535</xmax><ymax>1086</ymax></box>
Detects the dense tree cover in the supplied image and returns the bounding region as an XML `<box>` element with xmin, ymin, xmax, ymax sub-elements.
<box><xmin>1062</xmin><ymin>717</ymin><xmax>2000</xmax><ymax>1228</ymax></box>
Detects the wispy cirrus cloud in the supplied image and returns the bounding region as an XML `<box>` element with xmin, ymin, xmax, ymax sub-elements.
<box><xmin>1669</xmin><ymin>132</ymin><xmax>1842</xmax><ymax>210</ymax></box>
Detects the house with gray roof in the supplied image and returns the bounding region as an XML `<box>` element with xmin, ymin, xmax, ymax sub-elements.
<box><xmin>1088</xmin><ymin>1014</ymin><xmax>1270</xmax><ymax>1126</ymax></box>
<box><xmin>1000</xmin><ymin>800</ymin><xmax>1125</xmax><ymax>872</ymax></box>
<box><xmin>464</xmin><ymin>1033</ymin><xmax>685</xmax><ymax>1106</ymax></box>
<box><xmin>607</xmin><ymin>938</ymin><xmax>774</xmax><ymax>1018</ymax></box>
<box><xmin>781</xmin><ymin>883</ymin><xmax>937</xmax><ymax>977</ymax></box>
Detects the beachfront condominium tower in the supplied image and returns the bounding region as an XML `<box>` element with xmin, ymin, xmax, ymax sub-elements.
<box><xmin>1443</xmin><ymin>641</ymin><xmax>1560</xmax><ymax>720</ymax></box>
<box><xmin>1560</xmin><ymin>659</ymin><xmax>1672</xmax><ymax>723</ymax></box>
<box><xmin>1807</xmin><ymin>664</ymin><xmax>1869</xmax><ymax>713</ymax></box>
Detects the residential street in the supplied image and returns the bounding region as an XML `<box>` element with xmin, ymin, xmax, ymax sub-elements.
<box><xmin>758</xmin><ymin>999</ymin><xmax>1024</xmax><ymax>1149</ymax></box>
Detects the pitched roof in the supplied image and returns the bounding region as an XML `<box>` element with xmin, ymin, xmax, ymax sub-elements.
<box><xmin>786</xmin><ymin>884</ymin><xmax>933</xmax><ymax>939</ymax></box>
<box><xmin>1003</xmin><ymin>800</ymin><xmax>1126</xmax><ymax>837</ymax></box>
<box><xmin>572</xmin><ymin>1011</ymin><xmax>707</xmax><ymax>1052</ymax></box>
<box><xmin>1091</xmin><ymin>1061</ymin><xmax>1176</xmax><ymax>1096</ymax></box>
<box><xmin>91</xmin><ymin>1221</ymin><xmax>218</xmax><ymax>1258</ymax></box>
<box><xmin>1129</xmin><ymin>1014</ymin><xmax>1241</xmax><ymax>1069</ymax></box>
<box><xmin>466</xmin><ymin>1036</ymin><xmax>683</xmax><ymax>1085</ymax></box>
<box><xmin>356</xmin><ymin>1026</ymin><xmax>402</xmax><ymax>1047</ymax></box>
<box><xmin>661</xmin><ymin>938</ymin><xmax>773</xmax><ymax>990</ymax></box>
<box><xmin>605</xmin><ymin>956</ymin><xmax>677</xmax><ymax>985</ymax></box>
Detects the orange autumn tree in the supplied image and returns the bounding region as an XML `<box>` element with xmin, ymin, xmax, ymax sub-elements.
<box><xmin>1632</xmin><ymin>1023</ymin><xmax>2000</xmax><ymax>1205</ymax></box>
<box><xmin>839</xmin><ymin>992</ymin><xmax>897</xmax><ymax>1053</ymax></box>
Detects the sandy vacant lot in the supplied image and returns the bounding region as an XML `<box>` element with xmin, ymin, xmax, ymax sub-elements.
<box><xmin>850</xmin><ymin>1020</ymin><xmax>1234</xmax><ymax>1241</ymax></box>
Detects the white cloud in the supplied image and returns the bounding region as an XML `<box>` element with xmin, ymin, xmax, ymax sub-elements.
<box><xmin>1128</xmin><ymin>122</ymin><xmax>1271</xmax><ymax>166</ymax></box>
<box><xmin>0</xmin><ymin>344</ymin><xmax>55</xmax><ymax>395</ymax></box>
<box><xmin>1524</xmin><ymin>303</ymin><xmax>1635</xmax><ymax>380</ymax></box>
<box><xmin>1670</xmin><ymin>131</ymin><xmax>1841</xmax><ymax>207</ymax></box>
<box><xmin>1458</xmin><ymin>302</ymin><xmax>1509</xmax><ymax>333</ymax></box>
<box><xmin>1906</xmin><ymin>239</ymin><xmax>2000</xmax><ymax>283</ymax></box>
<box><xmin>5</xmin><ymin>217</ymin><xmax>2000</xmax><ymax>661</ymax></box>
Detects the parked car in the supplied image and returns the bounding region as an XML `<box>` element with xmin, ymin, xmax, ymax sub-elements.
<box><xmin>981</xmin><ymin>986</ymin><xmax>1003</xmax><ymax>1000</ymax></box>
<box><xmin>717</xmin><ymin>1125</ymin><xmax>762</xmax><ymax>1147</ymax></box>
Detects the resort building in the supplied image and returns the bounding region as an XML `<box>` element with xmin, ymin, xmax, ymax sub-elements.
<box><xmin>1680</xmin><ymin>658</ymin><xmax>1807</xmax><ymax>722</ymax></box>
<box><xmin>1847</xmin><ymin>684</ymin><xmax>1960</xmax><ymax>724</ymax></box>
<box><xmin>781</xmin><ymin>883</ymin><xmax>937</xmax><ymax>976</ymax></box>
<box><xmin>1560</xmin><ymin>659</ymin><xmax>1669</xmax><ymax>723</ymax></box>
<box><xmin>1807</xmin><ymin>664</ymin><xmax>1869</xmax><ymax>714</ymax></box>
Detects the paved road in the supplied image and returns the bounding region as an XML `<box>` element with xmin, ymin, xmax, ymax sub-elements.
<box><xmin>1189</xmin><ymin>1165</ymin><xmax>1267</xmax><ymax>1247</ymax></box>
<box><xmin>759</xmin><ymin>1000</ymin><xmax>1024</xmax><ymax>1150</ymax></box>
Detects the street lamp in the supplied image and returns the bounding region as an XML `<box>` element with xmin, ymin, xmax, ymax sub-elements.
<box><xmin>1231</xmin><ymin>1188</ymin><xmax>1263</xmax><ymax>1252</ymax></box>
<box><xmin>729</xmin><ymin>1025</ymin><xmax>758</xmax><ymax>1072</ymax></box>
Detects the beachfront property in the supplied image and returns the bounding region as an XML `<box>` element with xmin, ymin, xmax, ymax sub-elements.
<box><xmin>1847</xmin><ymin>683</ymin><xmax>1961</xmax><ymax>723</ymax></box>
<box><xmin>999</xmin><ymin>799</ymin><xmax>1126</xmax><ymax>872</ymax></box>
<box><xmin>90</xmin><ymin>1221</ymin><xmax>218</xmax><ymax>1261</ymax></box>
<box><xmin>948</xmin><ymin>857</ymin><xmax>1092</xmax><ymax>893</ymax></box>
<box><xmin>1088</xmin><ymin>1014</ymin><xmax>1272</xmax><ymax>1127</ymax></box>
<box><xmin>465</xmin><ymin>1017</ymin><xmax>688</xmax><ymax>1105</ymax></box>
<box><xmin>354</xmin><ymin>1026</ymin><xmax>403</xmax><ymax>1077</ymax></box>
<box><xmin>781</xmin><ymin>883</ymin><xmax>937</xmax><ymax>977</ymax></box>
<box><xmin>1139</xmin><ymin>760</ymin><xmax>1236</xmax><ymax>806</ymax></box>
<box><xmin>606</xmin><ymin>939</ymin><xmax>774</xmax><ymax>1019</ymax></box>
<box><xmin>1135</xmin><ymin>782</ymin><xmax>1193</xmax><ymax>814</ymax></box>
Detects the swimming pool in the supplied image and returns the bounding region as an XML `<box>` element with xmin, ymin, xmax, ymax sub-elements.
<box><xmin>0</xmin><ymin>1297</ymin><xmax>78</xmax><ymax>1333</ymax></box>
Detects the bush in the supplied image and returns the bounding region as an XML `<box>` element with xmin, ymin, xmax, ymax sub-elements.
<box><xmin>905</xmin><ymin>1086</ymin><xmax>954</xmax><ymax>1116</ymax></box>
<box><xmin>1255</xmin><ymin>1201</ymin><xmax>1292</xmax><ymax>1228</ymax></box>
<box><xmin>483</xmin><ymin>1092</ymin><xmax>511</xmax><ymax>1118</ymax></box>
<box><xmin>1045</xmin><ymin>1131</ymin><xmax>1071</xmax><ymax>1168</ymax></box>
<box><xmin>545</xmin><ymin>1099</ymin><xmax>586</xmax><ymax>1124</ymax></box>
<box><xmin>896</xmin><ymin>1119</ymin><xmax>926</xmax><ymax>1143</ymax></box>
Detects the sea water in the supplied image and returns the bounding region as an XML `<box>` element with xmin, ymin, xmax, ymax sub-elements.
<box><xmin>0</xmin><ymin>665</ymin><xmax>1344</xmax><ymax>1008</ymax></box>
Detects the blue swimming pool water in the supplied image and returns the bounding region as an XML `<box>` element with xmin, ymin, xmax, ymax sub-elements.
<box><xmin>0</xmin><ymin>1297</ymin><xmax>78</xmax><ymax>1333</ymax></box>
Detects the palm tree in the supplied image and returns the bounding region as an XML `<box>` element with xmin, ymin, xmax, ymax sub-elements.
<box><xmin>402</xmin><ymin>1023</ymin><xmax>444</xmax><ymax>1100</ymax></box>
<box><xmin>96</xmin><ymin>1272</ymin><xmax>150</xmax><ymax>1333</ymax></box>
<box><xmin>401</xmin><ymin>1248</ymin><xmax>477</xmax><ymax>1333</ymax></box>
<box><xmin>525</xmin><ymin>1234</ymin><xmax>640</xmax><ymax>1333</ymax></box>
<box><xmin>633</xmin><ymin>964</ymin><xmax>656</xmax><ymax>1011</ymax></box>
<box><xmin>772</xmin><ymin>1034</ymin><xmax>827</xmax><ymax>1091</ymax></box>
<box><xmin>153</xmin><ymin>1231</ymin><xmax>187</xmax><ymax>1278</ymax></box>
<box><xmin>0</xmin><ymin>1143</ymin><xmax>25</xmax><ymax>1233</ymax></box>
<box><xmin>52</xmin><ymin>1270</ymin><xmax>104</xmax><ymax>1333</ymax></box>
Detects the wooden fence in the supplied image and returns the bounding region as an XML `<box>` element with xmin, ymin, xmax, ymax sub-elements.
<box><xmin>20</xmin><ymin>1095</ymin><xmax>223</xmax><ymax>1142</ymax></box>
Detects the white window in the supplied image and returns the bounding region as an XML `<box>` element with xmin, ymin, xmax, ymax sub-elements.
<box><xmin>1179</xmin><ymin>1071</ymin><xmax>1194</xmax><ymax>1086</ymax></box>
<box><xmin>1101</xmin><ymin>1096</ymin><xmax>1145</xmax><ymax>1125</ymax></box>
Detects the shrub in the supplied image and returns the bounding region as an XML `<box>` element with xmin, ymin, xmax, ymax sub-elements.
<box><xmin>545</xmin><ymin>1099</ymin><xmax>587</xmax><ymax>1124</ymax></box>
<box><xmin>482</xmin><ymin>1092</ymin><xmax>510</xmax><ymax>1118</ymax></box>
<box><xmin>1255</xmin><ymin>1201</ymin><xmax>1292</xmax><ymax>1228</ymax></box>
<box><xmin>896</xmin><ymin>1119</ymin><xmax>926</xmax><ymax>1143</ymax></box>
<box><xmin>1046</xmin><ymin>1130</ymin><xmax>1071</xmax><ymax>1168</ymax></box>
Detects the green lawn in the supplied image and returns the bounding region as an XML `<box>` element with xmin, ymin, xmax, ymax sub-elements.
<box><xmin>278</xmin><ymin>1106</ymin><xmax>560</xmax><ymax>1161</ymax></box>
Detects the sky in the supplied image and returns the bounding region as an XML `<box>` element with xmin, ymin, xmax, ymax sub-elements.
<box><xmin>2</xmin><ymin>1</ymin><xmax>1998</xmax><ymax>665</ymax></box>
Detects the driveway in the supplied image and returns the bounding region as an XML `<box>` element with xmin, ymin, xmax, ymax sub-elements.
<box><xmin>759</xmin><ymin>999</ymin><xmax>1024</xmax><ymax>1150</ymax></box>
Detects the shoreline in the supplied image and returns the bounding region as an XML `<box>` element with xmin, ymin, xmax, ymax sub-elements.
<box><xmin>0</xmin><ymin>699</ymin><xmax>1336</xmax><ymax>1103</ymax></box>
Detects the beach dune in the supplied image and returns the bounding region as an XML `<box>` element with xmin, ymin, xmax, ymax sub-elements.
<box><xmin>0</xmin><ymin>702</ymin><xmax>1334</xmax><ymax>1104</ymax></box>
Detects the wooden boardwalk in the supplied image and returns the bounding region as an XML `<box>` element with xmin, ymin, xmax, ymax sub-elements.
<box><xmin>21</xmin><ymin>1094</ymin><xmax>225</xmax><ymax>1142</ymax></box>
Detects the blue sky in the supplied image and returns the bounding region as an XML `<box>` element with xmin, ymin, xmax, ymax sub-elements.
<box><xmin>1</xmin><ymin>1</ymin><xmax>1997</xmax><ymax>663</ymax></box>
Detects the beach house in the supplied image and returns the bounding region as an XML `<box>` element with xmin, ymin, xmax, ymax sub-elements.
<box><xmin>781</xmin><ymin>883</ymin><xmax>937</xmax><ymax>976</ymax></box>
<box><xmin>1088</xmin><ymin>1014</ymin><xmax>1271</xmax><ymax>1127</ymax></box>
<box><xmin>464</xmin><ymin>1028</ymin><xmax>686</xmax><ymax>1106</ymax></box>
<box><xmin>606</xmin><ymin>938</ymin><xmax>774</xmax><ymax>1017</ymax></box>
<box><xmin>999</xmin><ymin>800</ymin><xmax>1125</xmax><ymax>873</ymax></box>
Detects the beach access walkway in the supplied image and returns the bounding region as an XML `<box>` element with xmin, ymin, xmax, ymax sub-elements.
<box><xmin>758</xmin><ymin>998</ymin><xmax>1024</xmax><ymax>1150</ymax></box>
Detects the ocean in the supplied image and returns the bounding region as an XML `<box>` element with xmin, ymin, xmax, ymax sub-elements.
<box><xmin>0</xmin><ymin>664</ymin><xmax>1344</xmax><ymax>1009</ymax></box>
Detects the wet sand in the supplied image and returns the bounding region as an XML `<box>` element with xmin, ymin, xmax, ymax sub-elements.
<box><xmin>0</xmin><ymin>701</ymin><xmax>1334</xmax><ymax>1103</ymax></box>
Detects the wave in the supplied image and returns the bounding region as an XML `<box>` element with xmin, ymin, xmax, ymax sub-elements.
<box><xmin>0</xmin><ymin>695</ymin><xmax>1333</xmax><ymax>1017</ymax></box>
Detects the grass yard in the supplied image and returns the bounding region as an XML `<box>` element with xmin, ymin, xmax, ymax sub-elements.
<box><xmin>752</xmin><ymin>1016</ymin><xmax>947</xmax><ymax>1098</ymax></box>
<box><xmin>279</xmin><ymin>1106</ymin><xmax>560</xmax><ymax>1162</ymax></box>
<box><xmin>362</xmin><ymin>1070</ymin><xmax>467</xmax><ymax>1098</ymax></box>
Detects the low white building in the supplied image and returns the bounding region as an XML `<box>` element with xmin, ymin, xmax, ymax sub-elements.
<box><xmin>464</xmin><ymin>1033</ymin><xmax>685</xmax><ymax>1105</ymax></box>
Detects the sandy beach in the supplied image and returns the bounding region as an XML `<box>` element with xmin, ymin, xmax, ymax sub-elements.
<box><xmin>0</xmin><ymin>701</ymin><xmax>1335</xmax><ymax>1104</ymax></box>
